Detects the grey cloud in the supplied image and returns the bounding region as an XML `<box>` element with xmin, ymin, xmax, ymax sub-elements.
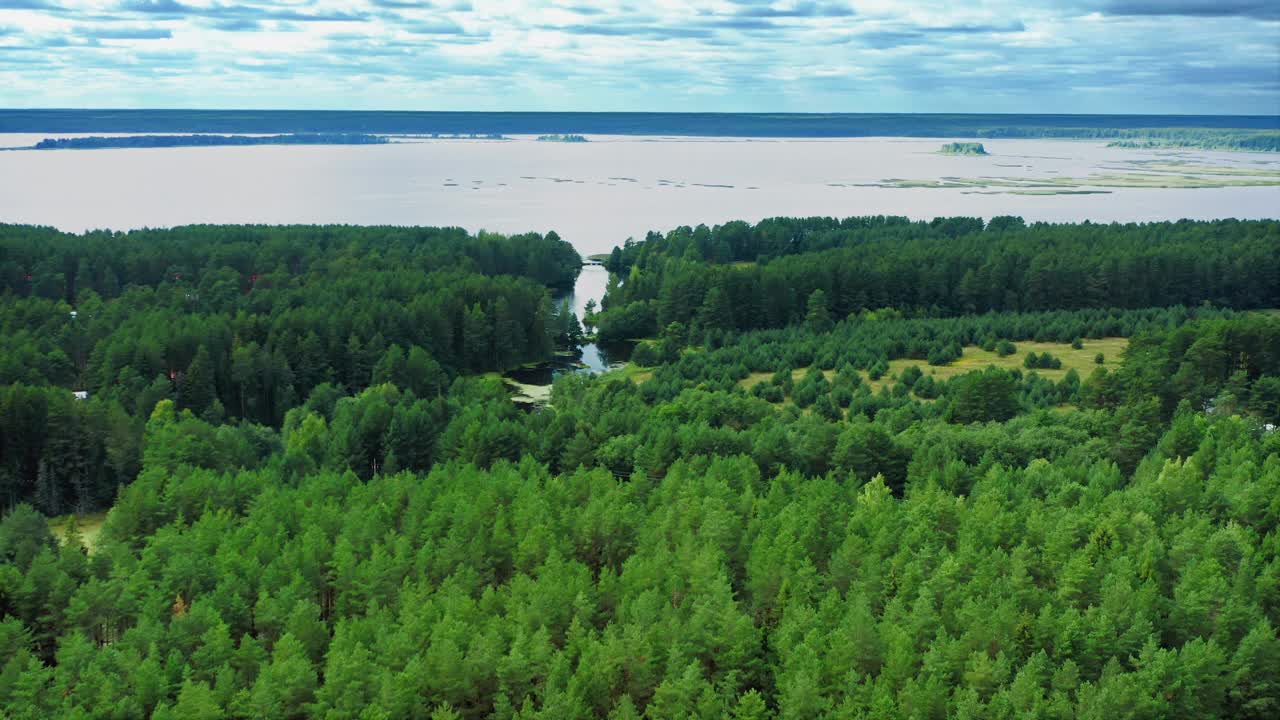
<box><xmin>404</xmin><ymin>19</ymin><xmax>466</xmax><ymax>34</ymax></box>
<box><xmin>1164</xmin><ymin>62</ymin><xmax>1280</xmax><ymax>89</ymax></box>
<box><xmin>118</xmin><ymin>0</ymin><xmax>189</xmax><ymax>13</ymax></box>
<box><xmin>917</xmin><ymin>22</ymin><xmax>1027</xmax><ymax>34</ymax></box>
<box><xmin>701</xmin><ymin>17</ymin><xmax>780</xmax><ymax>31</ymax></box>
<box><xmin>0</xmin><ymin>0</ymin><xmax>59</xmax><ymax>8</ymax></box>
<box><xmin>80</xmin><ymin>25</ymin><xmax>173</xmax><ymax>39</ymax></box>
<box><xmin>547</xmin><ymin>23</ymin><xmax>717</xmax><ymax>40</ymax></box>
<box><xmin>733</xmin><ymin>2</ymin><xmax>854</xmax><ymax>18</ymax></box>
<box><xmin>117</xmin><ymin>1</ymin><xmax>370</xmax><ymax>23</ymax></box>
<box><xmin>56</xmin><ymin>48</ymin><xmax>197</xmax><ymax>73</ymax></box>
<box><xmin>133</xmin><ymin>48</ymin><xmax>197</xmax><ymax>62</ymax></box>
<box><xmin>36</xmin><ymin>35</ymin><xmax>93</xmax><ymax>46</ymax></box>
<box><xmin>0</xmin><ymin>50</ymin><xmax>57</xmax><ymax>65</ymax></box>
<box><xmin>848</xmin><ymin>21</ymin><xmax>1026</xmax><ymax>49</ymax></box>
<box><xmin>324</xmin><ymin>39</ymin><xmax>421</xmax><ymax>57</ymax></box>
<box><xmin>210</xmin><ymin>18</ymin><xmax>261</xmax><ymax>31</ymax></box>
<box><xmin>852</xmin><ymin>30</ymin><xmax>928</xmax><ymax>48</ymax></box>
<box><xmin>1102</xmin><ymin>1</ymin><xmax>1280</xmax><ymax>20</ymax></box>
<box><xmin>266</xmin><ymin>9</ymin><xmax>368</xmax><ymax>22</ymax></box>
<box><xmin>215</xmin><ymin>48</ymin><xmax>458</xmax><ymax>81</ymax></box>
<box><xmin>866</xmin><ymin>41</ymin><xmax>1279</xmax><ymax>99</ymax></box>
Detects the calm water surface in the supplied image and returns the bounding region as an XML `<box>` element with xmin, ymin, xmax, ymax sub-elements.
<box><xmin>1</xmin><ymin>136</ymin><xmax>1276</xmax><ymax>257</ymax></box>
<box><xmin>568</xmin><ymin>265</ymin><xmax>628</xmax><ymax>374</ymax></box>
<box><xmin>505</xmin><ymin>264</ymin><xmax>627</xmax><ymax>390</ymax></box>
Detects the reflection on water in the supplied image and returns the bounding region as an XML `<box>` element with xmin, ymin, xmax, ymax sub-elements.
<box><xmin>505</xmin><ymin>263</ymin><xmax>631</xmax><ymax>401</ymax></box>
<box><xmin>505</xmin><ymin>340</ymin><xmax>632</xmax><ymax>386</ymax></box>
<box><xmin>568</xmin><ymin>264</ymin><xmax>630</xmax><ymax>374</ymax></box>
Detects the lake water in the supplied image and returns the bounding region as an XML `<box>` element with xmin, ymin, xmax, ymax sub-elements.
<box><xmin>1</xmin><ymin>135</ymin><xmax>1276</xmax><ymax>258</ymax></box>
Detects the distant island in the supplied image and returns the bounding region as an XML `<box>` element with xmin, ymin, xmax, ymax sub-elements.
<box><xmin>31</xmin><ymin>133</ymin><xmax>389</xmax><ymax>150</ymax></box>
<box><xmin>537</xmin><ymin>134</ymin><xmax>588</xmax><ymax>143</ymax></box>
<box><xmin>940</xmin><ymin>142</ymin><xmax>988</xmax><ymax>156</ymax></box>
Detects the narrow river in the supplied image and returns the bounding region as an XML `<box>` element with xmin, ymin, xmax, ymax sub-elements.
<box><xmin>566</xmin><ymin>264</ymin><xmax>615</xmax><ymax>373</ymax></box>
<box><xmin>503</xmin><ymin>263</ymin><xmax>630</xmax><ymax>399</ymax></box>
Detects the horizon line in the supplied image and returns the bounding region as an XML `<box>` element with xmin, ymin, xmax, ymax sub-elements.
<box><xmin>4</xmin><ymin>108</ymin><xmax>1279</xmax><ymax>119</ymax></box>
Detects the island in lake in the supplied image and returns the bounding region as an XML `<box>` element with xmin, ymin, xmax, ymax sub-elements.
<box><xmin>940</xmin><ymin>142</ymin><xmax>988</xmax><ymax>155</ymax></box>
<box><xmin>31</xmin><ymin>133</ymin><xmax>389</xmax><ymax>150</ymax></box>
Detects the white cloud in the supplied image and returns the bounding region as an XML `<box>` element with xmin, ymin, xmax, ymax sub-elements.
<box><xmin>0</xmin><ymin>0</ymin><xmax>1275</xmax><ymax>112</ymax></box>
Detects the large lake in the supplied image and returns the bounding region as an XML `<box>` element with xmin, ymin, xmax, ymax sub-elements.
<box><xmin>1</xmin><ymin>135</ymin><xmax>1277</xmax><ymax>257</ymax></box>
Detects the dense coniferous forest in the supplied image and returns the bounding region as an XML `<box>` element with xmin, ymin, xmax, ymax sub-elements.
<box><xmin>2</xmin><ymin>217</ymin><xmax>1279</xmax><ymax>719</ymax></box>
<box><xmin>595</xmin><ymin>217</ymin><xmax>1279</xmax><ymax>341</ymax></box>
<box><xmin>30</xmin><ymin>135</ymin><xmax>389</xmax><ymax>150</ymax></box>
<box><xmin>0</xmin><ymin>224</ymin><xmax>581</xmax><ymax>513</ymax></box>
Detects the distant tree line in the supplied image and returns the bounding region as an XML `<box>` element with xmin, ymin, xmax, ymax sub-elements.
<box><xmin>597</xmin><ymin>217</ymin><xmax>1279</xmax><ymax>341</ymax></box>
<box><xmin>31</xmin><ymin>134</ymin><xmax>389</xmax><ymax>150</ymax></box>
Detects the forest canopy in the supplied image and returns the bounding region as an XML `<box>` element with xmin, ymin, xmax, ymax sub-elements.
<box><xmin>2</xmin><ymin>217</ymin><xmax>1279</xmax><ymax>719</ymax></box>
<box><xmin>30</xmin><ymin>134</ymin><xmax>389</xmax><ymax>150</ymax></box>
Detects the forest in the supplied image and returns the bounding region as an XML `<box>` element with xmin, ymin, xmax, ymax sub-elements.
<box><xmin>1</xmin><ymin>217</ymin><xmax>1279</xmax><ymax>719</ymax></box>
<box><xmin>3</xmin><ymin>110</ymin><xmax>1276</xmax><ymax>148</ymax></box>
<box><xmin>0</xmin><ymin>224</ymin><xmax>581</xmax><ymax>513</ymax></box>
<box><xmin>595</xmin><ymin>217</ymin><xmax>1279</xmax><ymax>341</ymax></box>
<box><xmin>30</xmin><ymin>135</ymin><xmax>390</xmax><ymax>150</ymax></box>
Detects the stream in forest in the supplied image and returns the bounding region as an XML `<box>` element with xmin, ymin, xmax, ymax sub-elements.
<box><xmin>503</xmin><ymin>263</ymin><xmax>633</xmax><ymax>405</ymax></box>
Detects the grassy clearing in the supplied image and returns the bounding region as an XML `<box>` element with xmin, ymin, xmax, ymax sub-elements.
<box><xmin>603</xmin><ymin>362</ymin><xmax>653</xmax><ymax>384</ymax></box>
<box><xmin>737</xmin><ymin>367</ymin><xmax>835</xmax><ymax>390</ymax></box>
<box><xmin>48</xmin><ymin>512</ymin><xmax>108</xmax><ymax>553</ymax></box>
<box><xmin>607</xmin><ymin>339</ymin><xmax>1128</xmax><ymax>413</ymax></box>
<box><xmin>736</xmin><ymin>338</ymin><xmax>1128</xmax><ymax>396</ymax></box>
<box><xmin>864</xmin><ymin>337</ymin><xmax>1128</xmax><ymax>392</ymax></box>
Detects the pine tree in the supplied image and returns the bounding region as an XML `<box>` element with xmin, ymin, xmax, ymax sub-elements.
<box><xmin>372</xmin><ymin>345</ymin><xmax>406</xmax><ymax>388</ymax></box>
<box><xmin>805</xmin><ymin>289</ymin><xmax>833</xmax><ymax>333</ymax></box>
<box><xmin>697</xmin><ymin>285</ymin><xmax>734</xmax><ymax>334</ymax></box>
<box><xmin>492</xmin><ymin>296</ymin><xmax>525</xmax><ymax>369</ymax></box>
<box><xmin>179</xmin><ymin>346</ymin><xmax>216</xmax><ymax>416</ymax></box>
<box><xmin>404</xmin><ymin>347</ymin><xmax>447</xmax><ymax>398</ymax></box>
<box><xmin>248</xmin><ymin>633</ymin><xmax>317</xmax><ymax>719</ymax></box>
<box><xmin>463</xmin><ymin>303</ymin><xmax>492</xmax><ymax>371</ymax></box>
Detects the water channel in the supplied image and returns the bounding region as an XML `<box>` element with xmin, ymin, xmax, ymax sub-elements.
<box><xmin>503</xmin><ymin>263</ymin><xmax>632</xmax><ymax>403</ymax></box>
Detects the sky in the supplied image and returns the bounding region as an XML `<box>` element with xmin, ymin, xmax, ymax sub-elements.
<box><xmin>0</xmin><ymin>1</ymin><xmax>1277</xmax><ymax>114</ymax></box>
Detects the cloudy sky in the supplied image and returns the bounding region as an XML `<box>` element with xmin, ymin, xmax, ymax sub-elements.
<box><xmin>1</xmin><ymin>0</ymin><xmax>1277</xmax><ymax>114</ymax></box>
